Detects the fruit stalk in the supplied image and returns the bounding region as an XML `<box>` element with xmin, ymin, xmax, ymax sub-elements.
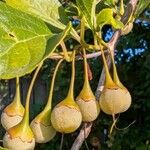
<box><xmin>100</xmin><ymin>46</ymin><xmax>115</xmax><ymax>87</ymax></box>
<box><xmin>14</xmin><ymin>77</ymin><xmax>21</xmax><ymax>105</ymax></box>
<box><xmin>66</xmin><ymin>50</ymin><xmax>76</xmax><ymax>101</ymax></box>
<box><xmin>44</xmin><ymin>59</ymin><xmax>64</xmax><ymax>111</ymax></box>
<box><xmin>82</xmin><ymin>48</ymin><xmax>90</xmax><ymax>89</ymax></box>
<box><xmin>108</xmin><ymin>48</ymin><xmax>125</xmax><ymax>88</ymax></box>
<box><xmin>22</xmin><ymin>62</ymin><xmax>43</xmax><ymax>125</ymax></box>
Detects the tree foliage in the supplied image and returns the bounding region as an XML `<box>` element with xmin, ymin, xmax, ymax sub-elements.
<box><xmin>0</xmin><ymin>0</ymin><xmax>150</xmax><ymax>149</ymax></box>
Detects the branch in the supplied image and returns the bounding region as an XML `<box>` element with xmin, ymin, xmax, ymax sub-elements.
<box><xmin>48</xmin><ymin>51</ymin><xmax>102</xmax><ymax>60</ymax></box>
<box><xmin>71</xmin><ymin>0</ymin><xmax>138</xmax><ymax>150</ymax></box>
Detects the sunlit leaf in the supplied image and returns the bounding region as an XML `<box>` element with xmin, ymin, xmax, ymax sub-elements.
<box><xmin>135</xmin><ymin>0</ymin><xmax>150</xmax><ymax>17</ymax></box>
<box><xmin>104</xmin><ymin>0</ymin><xmax>118</xmax><ymax>6</ymax></box>
<box><xmin>96</xmin><ymin>8</ymin><xmax>124</xmax><ymax>29</ymax></box>
<box><xmin>45</xmin><ymin>22</ymin><xmax>72</xmax><ymax>57</ymax></box>
<box><xmin>0</xmin><ymin>2</ymin><xmax>52</xmax><ymax>79</ymax></box>
<box><xmin>0</xmin><ymin>146</ymin><xmax>9</xmax><ymax>150</ymax></box>
<box><xmin>76</xmin><ymin>0</ymin><xmax>97</xmax><ymax>29</ymax></box>
<box><xmin>5</xmin><ymin>0</ymin><xmax>69</xmax><ymax>31</ymax></box>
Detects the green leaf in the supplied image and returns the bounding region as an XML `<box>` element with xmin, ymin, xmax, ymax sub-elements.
<box><xmin>45</xmin><ymin>22</ymin><xmax>72</xmax><ymax>57</ymax></box>
<box><xmin>76</xmin><ymin>0</ymin><xmax>97</xmax><ymax>29</ymax></box>
<box><xmin>104</xmin><ymin>0</ymin><xmax>118</xmax><ymax>6</ymax></box>
<box><xmin>16</xmin><ymin>23</ymin><xmax>72</xmax><ymax>76</ymax></box>
<box><xmin>65</xmin><ymin>3</ymin><xmax>78</xmax><ymax>17</ymax></box>
<box><xmin>26</xmin><ymin>22</ymin><xmax>72</xmax><ymax>75</ymax></box>
<box><xmin>0</xmin><ymin>146</ymin><xmax>9</xmax><ymax>150</ymax></box>
<box><xmin>136</xmin><ymin>144</ymin><xmax>147</xmax><ymax>150</ymax></box>
<box><xmin>135</xmin><ymin>0</ymin><xmax>150</xmax><ymax>17</ymax></box>
<box><xmin>0</xmin><ymin>2</ymin><xmax>52</xmax><ymax>79</ymax></box>
<box><xmin>5</xmin><ymin>0</ymin><xmax>69</xmax><ymax>31</ymax></box>
<box><xmin>96</xmin><ymin>8</ymin><xmax>124</xmax><ymax>29</ymax></box>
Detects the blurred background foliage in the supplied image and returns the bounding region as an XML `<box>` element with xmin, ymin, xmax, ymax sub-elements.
<box><xmin>0</xmin><ymin>0</ymin><xmax>150</xmax><ymax>150</ymax></box>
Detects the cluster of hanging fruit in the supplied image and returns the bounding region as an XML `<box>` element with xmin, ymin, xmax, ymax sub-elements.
<box><xmin>0</xmin><ymin>45</ymin><xmax>131</xmax><ymax>149</ymax></box>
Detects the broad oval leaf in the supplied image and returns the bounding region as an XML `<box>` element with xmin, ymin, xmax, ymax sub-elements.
<box><xmin>5</xmin><ymin>0</ymin><xmax>69</xmax><ymax>31</ymax></box>
<box><xmin>76</xmin><ymin>0</ymin><xmax>97</xmax><ymax>29</ymax></box>
<box><xmin>96</xmin><ymin>8</ymin><xmax>124</xmax><ymax>29</ymax></box>
<box><xmin>0</xmin><ymin>2</ymin><xmax>52</xmax><ymax>79</ymax></box>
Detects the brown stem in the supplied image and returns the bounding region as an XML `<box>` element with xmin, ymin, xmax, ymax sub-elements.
<box><xmin>48</xmin><ymin>51</ymin><xmax>103</xmax><ymax>60</ymax></box>
<box><xmin>87</xmin><ymin>63</ymin><xmax>93</xmax><ymax>81</ymax></box>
